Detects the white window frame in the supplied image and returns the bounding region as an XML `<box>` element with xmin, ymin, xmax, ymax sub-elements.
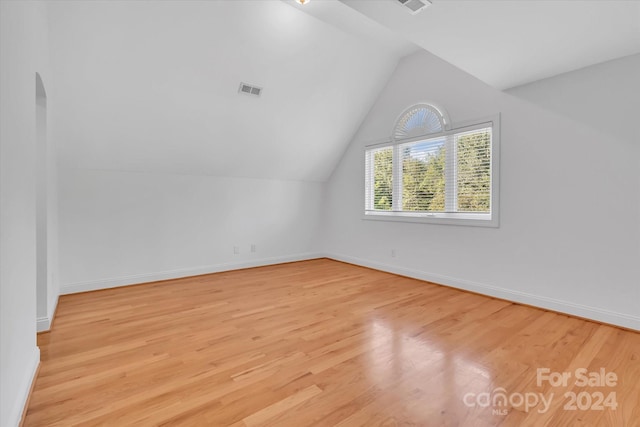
<box><xmin>363</xmin><ymin>114</ymin><xmax>500</xmax><ymax>228</ymax></box>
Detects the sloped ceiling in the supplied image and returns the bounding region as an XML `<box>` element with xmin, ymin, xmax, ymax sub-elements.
<box><xmin>49</xmin><ymin>0</ymin><xmax>411</xmax><ymax>182</ymax></box>
<box><xmin>341</xmin><ymin>0</ymin><xmax>640</xmax><ymax>89</ymax></box>
<box><xmin>49</xmin><ymin>0</ymin><xmax>639</xmax><ymax>183</ymax></box>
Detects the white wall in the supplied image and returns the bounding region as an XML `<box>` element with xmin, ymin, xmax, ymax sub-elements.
<box><xmin>58</xmin><ymin>169</ymin><xmax>323</xmax><ymax>293</ymax></box>
<box><xmin>322</xmin><ymin>51</ymin><xmax>640</xmax><ymax>330</ymax></box>
<box><xmin>46</xmin><ymin>84</ymin><xmax>59</xmax><ymax>330</ymax></box>
<box><xmin>507</xmin><ymin>53</ymin><xmax>640</xmax><ymax>144</ymax></box>
<box><xmin>0</xmin><ymin>1</ymin><xmax>52</xmax><ymax>425</ymax></box>
<box><xmin>507</xmin><ymin>55</ymin><xmax>640</xmax><ymax>328</ymax></box>
<box><xmin>47</xmin><ymin>0</ymin><xmax>363</xmax><ymax>294</ymax></box>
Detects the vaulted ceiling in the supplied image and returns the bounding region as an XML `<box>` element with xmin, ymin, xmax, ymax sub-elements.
<box><xmin>49</xmin><ymin>0</ymin><xmax>639</xmax><ymax>182</ymax></box>
<box><xmin>49</xmin><ymin>0</ymin><xmax>407</xmax><ymax>181</ymax></box>
<box><xmin>340</xmin><ymin>0</ymin><xmax>640</xmax><ymax>89</ymax></box>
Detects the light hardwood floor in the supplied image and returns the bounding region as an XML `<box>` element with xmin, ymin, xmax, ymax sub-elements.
<box><xmin>25</xmin><ymin>259</ymin><xmax>639</xmax><ymax>426</ymax></box>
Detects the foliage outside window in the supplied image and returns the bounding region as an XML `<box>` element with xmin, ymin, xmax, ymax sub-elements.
<box><xmin>364</xmin><ymin>105</ymin><xmax>499</xmax><ymax>226</ymax></box>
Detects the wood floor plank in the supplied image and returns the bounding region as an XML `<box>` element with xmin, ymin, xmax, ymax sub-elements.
<box><xmin>243</xmin><ymin>384</ymin><xmax>323</xmax><ymax>426</ymax></box>
<box><xmin>24</xmin><ymin>259</ymin><xmax>640</xmax><ymax>426</ymax></box>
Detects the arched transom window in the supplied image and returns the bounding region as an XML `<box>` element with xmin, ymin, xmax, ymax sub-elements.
<box><xmin>393</xmin><ymin>104</ymin><xmax>447</xmax><ymax>140</ymax></box>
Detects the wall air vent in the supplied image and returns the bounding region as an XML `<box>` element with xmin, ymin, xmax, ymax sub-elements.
<box><xmin>396</xmin><ymin>0</ymin><xmax>431</xmax><ymax>15</ymax></box>
<box><xmin>238</xmin><ymin>82</ymin><xmax>262</xmax><ymax>97</ymax></box>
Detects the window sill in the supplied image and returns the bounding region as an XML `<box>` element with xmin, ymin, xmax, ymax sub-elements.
<box><xmin>362</xmin><ymin>211</ymin><xmax>499</xmax><ymax>228</ymax></box>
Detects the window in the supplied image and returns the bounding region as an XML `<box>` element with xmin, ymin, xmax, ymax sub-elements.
<box><xmin>364</xmin><ymin>104</ymin><xmax>499</xmax><ymax>227</ymax></box>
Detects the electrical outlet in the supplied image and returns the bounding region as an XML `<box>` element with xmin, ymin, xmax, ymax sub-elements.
<box><xmin>251</xmin><ymin>244</ymin><xmax>257</xmax><ymax>253</ymax></box>
<box><xmin>391</xmin><ymin>249</ymin><xmax>396</xmax><ymax>258</ymax></box>
<box><xmin>233</xmin><ymin>245</ymin><xmax>240</xmax><ymax>254</ymax></box>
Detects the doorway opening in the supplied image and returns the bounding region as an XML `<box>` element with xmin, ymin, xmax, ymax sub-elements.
<box><xmin>35</xmin><ymin>72</ymin><xmax>48</xmax><ymax>328</ymax></box>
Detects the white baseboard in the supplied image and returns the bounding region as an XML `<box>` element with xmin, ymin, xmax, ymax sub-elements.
<box><xmin>325</xmin><ymin>252</ymin><xmax>640</xmax><ymax>331</ymax></box>
<box><xmin>36</xmin><ymin>316</ymin><xmax>50</xmax><ymax>332</ymax></box>
<box><xmin>6</xmin><ymin>346</ymin><xmax>40</xmax><ymax>427</ymax></box>
<box><xmin>60</xmin><ymin>252</ymin><xmax>324</xmax><ymax>295</ymax></box>
<box><xmin>36</xmin><ymin>294</ymin><xmax>59</xmax><ymax>332</ymax></box>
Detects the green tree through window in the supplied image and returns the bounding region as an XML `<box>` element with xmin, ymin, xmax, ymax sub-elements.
<box><xmin>402</xmin><ymin>144</ymin><xmax>445</xmax><ymax>211</ymax></box>
<box><xmin>456</xmin><ymin>130</ymin><xmax>491</xmax><ymax>212</ymax></box>
<box><xmin>373</xmin><ymin>148</ymin><xmax>393</xmax><ymax>210</ymax></box>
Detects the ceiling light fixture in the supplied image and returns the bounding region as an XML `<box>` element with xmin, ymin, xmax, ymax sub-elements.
<box><xmin>397</xmin><ymin>0</ymin><xmax>431</xmax><ymax>15</ymax></box>
<box><xmin>294</xmin><ymin>0</ymin><xmax>311</xmax><ymax>5</ymax></box>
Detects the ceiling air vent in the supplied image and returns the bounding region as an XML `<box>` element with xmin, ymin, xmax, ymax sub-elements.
<box><xmin>396</xmin><ymin>0</ymin><xmax>431</xmax><ymax>15</ymax></box>
<box><xmin>238</xmin><ymin>82</ymin><xmax>262</xmax><ymax>97</ymax></box>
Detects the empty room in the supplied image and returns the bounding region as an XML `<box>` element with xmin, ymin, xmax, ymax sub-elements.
<box><xmin>1</xmin><ymin>0</ymin><xmax>639</xmax><ymax>426</ymax></box>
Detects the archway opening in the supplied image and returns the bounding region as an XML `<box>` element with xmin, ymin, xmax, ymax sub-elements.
<box><xmin>35</xmin><ymin>72</ymin><xmax>48</xmax><ymax>325</ymax></box>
